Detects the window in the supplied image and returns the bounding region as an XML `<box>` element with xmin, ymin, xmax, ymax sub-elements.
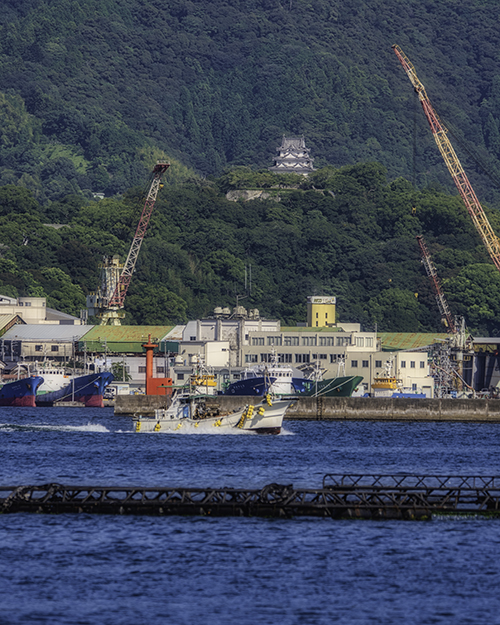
<box><xmin>330</xmin><ymin>354</ymin><xmax>338</xmax><ymax>363</ymax></box>
<box><xmin>245</xmin><ymin>354</ymin><xmax>258</xmax><ymax>363</ymax></box>
<box><xmin>139</xmin><ymin>366</ymin><xmax>146</xmax><ymax>373</ymax></box>
<box><xmin>177</xmin><ymin>373</ymin><xmax>184</xmax><ymax>380</ymax></box>
<box><xmin>410</xmin><ymin>361</ymin><xmax>415</xmax><ymax>369</ymax></box>
<box><xmin>412</xmin><ymin>384</ymin><xmax>417</xmax><ymax>391</ymax></box>
<box><xmin>356</xmin><ymin>337</ymin><xmax>364</xmax><ymax>347</ymax></box>
<box><xmin>362</xmin><ymin>360</ymin><xmax>369</xmax><ymax>368</ymax></box>
<box><xmin>375</xmin><ymin>360</ymin><xmax>382</xmax><ymax>368</ymax></box>
<box><xmin>284</xmin><ymin>336</ymin><xmax>299</xmax><ymax>346</ymax></box>
<box><xmin>401</xmin><ymin>361</ymin><xmax>406</xmax><ymax>368</ymax></box>
<box><xmin>316</xmin><ymin>312</ymin><xmax>318</xmax><ymax>318</ymax></box>
<box><xmin>252</xmin><ymin>337</ymin><xmax>264</xmax><ymax>346</ymax></box>
<box><xmin>366</xmin><ymin>337</ymin><xmax>373</xmax><ymax>348</ymax></box>
<box><xmin>51</xmin><ymin>345</ymin><xmax>59</xmax><ymax>352</ymax></box>
<box><xmin>156</xmin><ymin>367</ymin><xmax>165</xmax><ymax>374</ymax></box>
<box><xmin>302</xmin><ymin>336</ymin><xmax>317</xmax><ymax>346</ymax></box>
<box><xmin>190</xmin><ymin>336</ymin><xmax>196</xmax><ymax>341</ymax></box>
<box><xmin>319</xmin><ymin>354</ymin><xmax>327</xmax><ymax>360</ymax></box>
<box><xmin>420</xmin><ymin>361</ymin><xmax>425</xmax><ymax>369</ymax></box>
<box><xmin>278</xmin><ymin>353</ymin><xmax>292</xmax><ymax>363</ymax></box>
<box><xmin>25</xmin><ymin>302</ymin><xmax>31</xmax><ymax>307</ymax></box>
<box><xmin>35</xmin><ymin>345</ymin><xmax>43</xmax><ymax>352</ymax></box>
<box><xmin>337</xmin><ymin>337</ymin><xmax>351</xmax><ymax>346</ymax></box>
<box><xmin>320</xmin><ymin>337</ymin><xmax>335</xmax><ymax>346</ymax></box>
<box><xmin>267</xmin><ymin>336</ymin><xmax>282</xmax><ymax>346</ymax></box>
<box><xmin>295</xmin><ymin>354</ymin><xmax>310</xmax><ymax>364</ymax></box>
<box><xmin>351</xmin><ymin>360</ymin><xmax>358</xmax><ymax>368</ymax></box>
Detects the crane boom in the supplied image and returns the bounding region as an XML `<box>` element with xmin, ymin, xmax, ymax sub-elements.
<box><xmin>416</xmin><ymin>235</ymin><xmax>456</xmax><ymax>334</ymax></box>
<box><xmin>108</xmin><ymin>161</ymin><xmax>170</xmax><ymax>309</ymax></box>
<box><xmin>393</xmin><ymin>44</ymin><xmax>500</xmax><ymax>272</ymax></box>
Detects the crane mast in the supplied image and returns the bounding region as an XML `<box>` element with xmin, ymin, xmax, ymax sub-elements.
<box><xmin>416</xmin><ymin>235</ymin><xmax>456</xmax><ymax>333</ymax></box>
<box><xmin>108</xmin><ymin>161</ymin><xmax>170</xmax><ymax>309</ymax></box>
<box><xmin>393</xmin><ymin>44</ymin><xmax>500</xmax><ymax>272</ymax></box>
<box><xmin>86</xmin><ymin>161</ymin><xmax>170</xmax><ymax>326</ymax></box>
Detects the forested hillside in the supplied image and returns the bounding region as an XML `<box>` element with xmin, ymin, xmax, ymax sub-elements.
<box><xmin>2</xmin><ymin>0</ymin><xmax>500</xmax><ymax>336</ymax></box>
<box><xmin>1</xmin><ymin>0</ymin><xmax>500</xmax><ymax>203</ymax></box>
<box><xmin>2</xmin><ymin>164</ymin><xmax>500</xmax><ymax>336</ymax></box>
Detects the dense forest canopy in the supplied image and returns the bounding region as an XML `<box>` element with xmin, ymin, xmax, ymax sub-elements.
<box><xmin>1</xmin><ymin>0</ymin><xmax>500</xmax><ymax>335</ymax></box>
<box><xmin>2</xmin><ymin>163</ymin><xmax>500</xmax><ymax>336</ymax></box>
<box><xmin>1</xmin><ymin>0</ymin><xmax>500</xmax><ymax>203</ymax></box>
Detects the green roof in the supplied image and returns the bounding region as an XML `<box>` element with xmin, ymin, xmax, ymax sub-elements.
<box><xmin>78</xmin><ymin>325</ymin><xmax>178</xmax><ymax>354</ymax></box>
<box><xmin>378</xmin><ymin>332</ymin><xmax>448</xmax><ymax>352</ymax></box>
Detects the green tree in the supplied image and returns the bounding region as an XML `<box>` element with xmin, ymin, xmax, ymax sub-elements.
<box><xmin>368</xmin><ymin>288</ymin><xmax>422</xmax><ymax>332</ymax></box>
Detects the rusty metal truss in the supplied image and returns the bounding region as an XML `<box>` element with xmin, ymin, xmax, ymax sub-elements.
<box><xmin>2</xmin><ymin>475</ymin><xmax>500</xmax><ymax>520</ymax></box>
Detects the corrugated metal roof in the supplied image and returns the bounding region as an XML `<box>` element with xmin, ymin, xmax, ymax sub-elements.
<box><xmin>164</xmin><ymin>325</ymin><xmax>185</xmax><ymax>340</ymax></box>
<box><xmin>378</xmin><ymin>332</ymin><xmax>448</xmax><ymax>351</ymax></box>
<box><xmin>0</xmin><ymin>314</ymin><xmax>24</xmax><ymax>334</ymax></box>
<box><xmin>2</xmin><ymin>324</ymin><xmax>93</xmax><ymax>341</ymax></box>
<box><xmin>79</xmin><ymin>325</ymin><xmax>179</xmax><ymax>354</ymax></box>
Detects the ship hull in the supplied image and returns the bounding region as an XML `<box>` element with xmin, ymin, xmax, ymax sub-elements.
<box><xmin>294</xmin><ymin>375</ymin><xmax>363</xmax><ymax>398</ymax></box>
<box><xmin>223</xmin><ymin>377</ymin><xmax>277</xmax><ymax>396</ymax></box>
<box><xmin>36</xmin><ymin>372</ymin><xmax>114</xmax><ymax>407</ymax></box>
<box><xmin>0</xmin><ymin>376</ymin><xmax>44</xmax><ymax>407</ymax></box>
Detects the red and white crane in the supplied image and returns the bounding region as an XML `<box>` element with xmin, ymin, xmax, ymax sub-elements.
<box><xmin>416</xmin><ymin>234</ymin><xmax>456</xmax><ymax>334</ymax></box>
<box><xmin>86</xmin><ymin>161</ymin><xmax>170</xmax><ymax>325</ymax></box>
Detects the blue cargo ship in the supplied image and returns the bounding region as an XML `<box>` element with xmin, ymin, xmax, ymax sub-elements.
<box><xmin>0</xmin><ymin>376</ymin><xmax>44</xmax><ymax>407</ymax></box>
<box><xmin>36</xmin><ymin>372</ymin><xmax>114</xmax><ymax>407</ymax></box>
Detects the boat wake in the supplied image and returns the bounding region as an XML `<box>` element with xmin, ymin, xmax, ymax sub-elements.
<box><xmin>0</xmin><ymin>422</ymin><xmax>110</xmax><ymax>433</ymax></box>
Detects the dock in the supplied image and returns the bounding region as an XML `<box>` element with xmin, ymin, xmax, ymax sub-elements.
<box><xmin>115</xmin><ymin>395</ymin><xmax>500</xmax><ymax>422</ymax></box>
<box><xmin>2</xmin><ymin>474</ymin><xmax>500</xmax><ymax>519</ymax></box>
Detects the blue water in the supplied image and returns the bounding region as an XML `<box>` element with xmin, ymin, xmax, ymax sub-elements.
<box><xmin>1</xmin><ymin>408</ymin><xmax>500</xmax><ymax>624</ymax></box>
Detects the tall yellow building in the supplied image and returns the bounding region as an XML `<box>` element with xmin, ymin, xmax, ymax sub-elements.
<box><xmin>307</xmin><ymin>296</ymin><xmax>336</xmax><ymax>327</ymax></box>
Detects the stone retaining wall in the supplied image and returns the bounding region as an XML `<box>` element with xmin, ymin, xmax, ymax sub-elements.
<box><xmin>115</xmin><ymin>395</ymin><xmax>500</xmax><ymax>421</ymax></box>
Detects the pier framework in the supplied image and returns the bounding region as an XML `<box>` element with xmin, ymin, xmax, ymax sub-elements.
<box><xmin>2</xmin><ymin>475</ymin><xmax>500</xmax><ymax>520</ymax></box>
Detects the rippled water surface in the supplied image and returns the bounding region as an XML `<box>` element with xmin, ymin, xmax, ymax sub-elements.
<box><xmin>1</xmin><ymin>407</ymin><xmax>500</xmax><ymax>624</ymax></box>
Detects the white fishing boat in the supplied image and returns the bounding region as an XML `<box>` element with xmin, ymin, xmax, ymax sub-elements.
<box><xmin>133</xmin><ymin>392</ymin><xmax>291</xmax><ymax>434</ymax></box>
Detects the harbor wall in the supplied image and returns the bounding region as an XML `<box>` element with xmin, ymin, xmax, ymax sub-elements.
<box><xmin>115</xmin><ymin>394</ymin><xmax>170</xmax><ymax>415</ymax></box>
<box><xmin>115</xmin><ymin>395</ymin><xmax>500</xmax><ymax>421</ymax></box>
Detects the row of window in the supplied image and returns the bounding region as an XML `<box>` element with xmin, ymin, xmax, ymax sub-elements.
<box><xmin>252</xmin><ymin>336</ymin><xmax>374</xmax><ymax>347</ymax></box>
<box><xmin>353</xmin><ymin>360</ymin><xmax>426</xmax><ymax>369</ymax></box>
<box><xmin>35</xmin><ymin>345</ymin><xmax>59</xmax><ymax>352</ymax></box>
<box><xmin>244</xmin><ymin>354</ymin><xmax>428</xmax><ymax>369</ymax></box>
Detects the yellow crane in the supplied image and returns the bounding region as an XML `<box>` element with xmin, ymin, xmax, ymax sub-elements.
<box><xmin>393</xmin><ymin>44</ymin><xmax>500</xmax><ymax>272</ymax></box>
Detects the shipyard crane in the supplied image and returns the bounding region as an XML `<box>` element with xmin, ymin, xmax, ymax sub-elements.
<box><xmin>416</xmin><ymin>235</ymin><xmax>456</xmax><ymax>334</ymax></box>
<box><xmin>86</xmin><ymin>161</ymin><xmax>170</xmax><ymax>326</ymax></box>
<box><xmin>416</xmin><ymin>234</ymin><xmax>473</xmax><ymax>394</ymax></box>
<box><xmin>393</xmin><ymin>45</ymin><xmax>500</xmax><ymax>272</ymax></box>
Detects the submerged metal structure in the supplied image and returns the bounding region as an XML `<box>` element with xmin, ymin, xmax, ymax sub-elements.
<box><xmin>2</xmin><ymin>474</ymin><xmax>500</xmax><ymax>519</ymax></box>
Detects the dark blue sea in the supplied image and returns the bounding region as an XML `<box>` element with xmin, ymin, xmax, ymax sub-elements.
<box><xmin>1</xmin><ymin>407</ymin><xmax>500</xmax><ymax>624</ymax></box>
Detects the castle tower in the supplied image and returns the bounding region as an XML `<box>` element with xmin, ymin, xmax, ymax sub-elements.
<box><xmin>269</xmin><ymin>135</ymin><xmax>315</xmax><ymax>174</ymax></box>
<box><xmin>307</xmin><ymin>296</ymin><xmax>336</xmax><ymax>327</ymax></box>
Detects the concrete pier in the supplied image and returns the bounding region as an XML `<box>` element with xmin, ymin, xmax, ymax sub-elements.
<box><xmin>114</xmin><ymin>395</ymin><xmax>500</xmax><ymax>421</ymax></box>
